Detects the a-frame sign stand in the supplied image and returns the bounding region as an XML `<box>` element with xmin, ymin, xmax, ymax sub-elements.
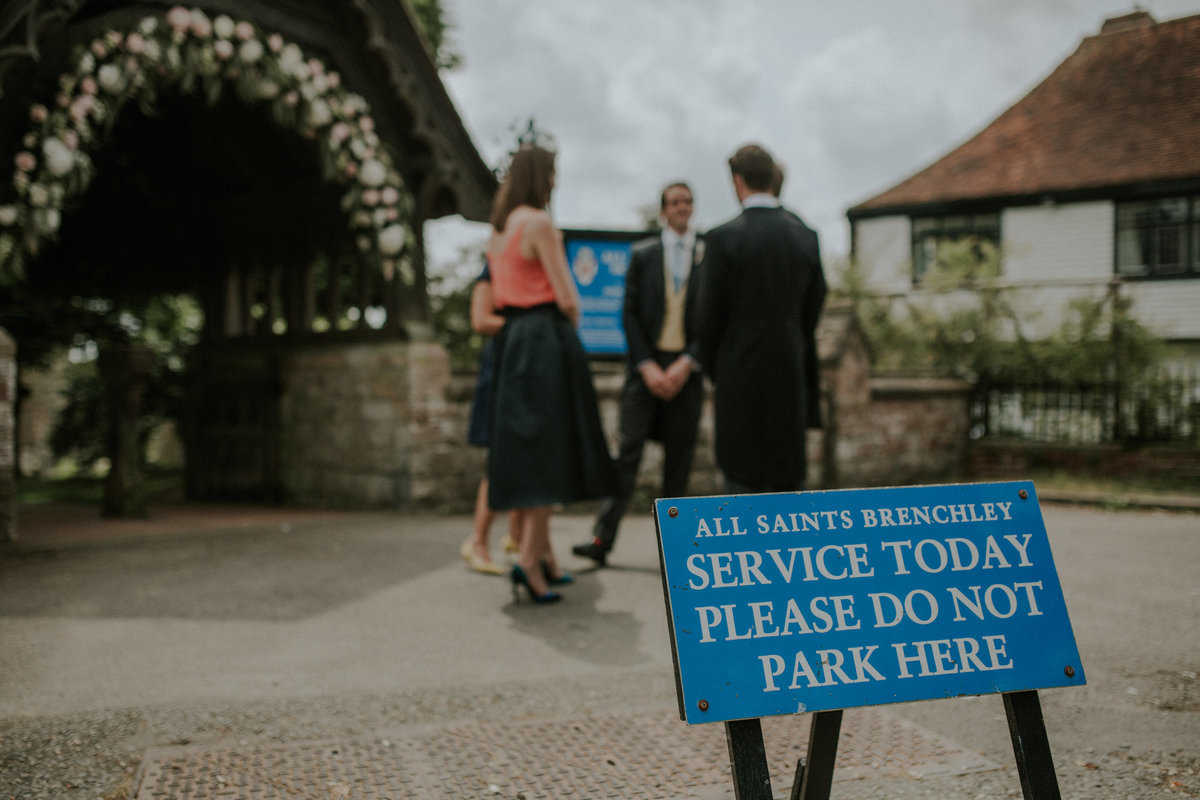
<box><xmin>724</xmin><ymin>689</ymin><xmax>1061</xmax><ymax>800</ymax></box>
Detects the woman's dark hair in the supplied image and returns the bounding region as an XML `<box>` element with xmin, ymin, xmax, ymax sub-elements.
<box><xmin>489</xmin><ymin>145</ymin><xmax>556</xmax><ymax>230</ymax></box>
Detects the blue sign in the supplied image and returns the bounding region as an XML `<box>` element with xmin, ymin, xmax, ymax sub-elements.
<box><xmin>654</xmin><ymin>481</ymin><xmax>1085</xmax><ymax>724</ymax></box>
<box><xmin>563</xmin><ymin>229</ymin><xmax>646</xmax><ymax>356</ymax></box>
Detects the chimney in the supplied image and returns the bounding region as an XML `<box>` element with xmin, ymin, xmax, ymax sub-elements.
<box><xmin>1100</xmin><ymin>10</ymin><xmax>1156</xmax><ymax>35</ymax></box>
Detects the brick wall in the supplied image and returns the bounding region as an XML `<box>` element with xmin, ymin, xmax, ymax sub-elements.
<box><xmin>966</xmin><ymin>440</ymin><xmax>1200</xmax><ymax>483</ymax></box>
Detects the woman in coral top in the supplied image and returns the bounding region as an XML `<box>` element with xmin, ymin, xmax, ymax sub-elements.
<box><xmin>485</xmin><ymin>143</ymin><xmax>616</xmax><ymax>604</ymax></box>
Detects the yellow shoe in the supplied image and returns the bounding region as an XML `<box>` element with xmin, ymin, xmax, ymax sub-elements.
<box><xmin>459</xmin><ymin>539</ymin><xmax>474</xmax><ymax>564</ymax></box>
<box><xmin>469</xmin><ymin>554</ymin><xmax>504</xmax><ymax>576</ymax></box>
<box><xmin>501</xmin><ymin>535</ymin><xmax>520</xmax><ymax>555</ymax></box>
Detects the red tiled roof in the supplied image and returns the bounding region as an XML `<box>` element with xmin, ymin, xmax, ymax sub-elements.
<box><xmin>850</xmin><ymin>12</ymin><xmax>1200</xmax><ymax>215</ymax></box>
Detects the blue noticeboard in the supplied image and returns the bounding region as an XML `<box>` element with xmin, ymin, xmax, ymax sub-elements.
<box><xmin>654</xmin><ymin>481</ymin><xmax>1086</xmax><ymax>725</ymax></box>
<box><xmin>562</xmin><ymin>229</ymin><xmax>647</xmax><ymax>357</ymax></box>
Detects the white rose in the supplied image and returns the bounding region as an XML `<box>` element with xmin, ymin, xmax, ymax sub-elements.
<box><xmin>138</xmin><ymin>16</ymin><xmax>159</xmax><ymax>36</ymax></box>
<box><xmin>97</xmin><ymin>63</ymin><xmax>126</xmax><ymax>93</ymax></box>
<box><xmin>28</xmin><ymin>184</ymin><xmax>49</xmax><ymax>207</ymax></box>
<box><xmin>378</xmin><ymin>224</ymin><xmax>405</xmax><ymax>256</ymax></box>
<box><xmin>0</xmin><ymin>205</ymin><xmax>18</xmax><ymax>226</ymax></box>
<box><xmin>213</xmin><ymin>15</ymin><xmax>236</xmax><ymax>39</ymax></box>
<box><xmin>42</xmin><ymin>138</ymin><xmax>75</xmax><ymax>177</ymax></box>
<box><xmin>307</xmin><ymin>99</ymin><xmax>332</xmax><ymax>128</ymax></box>
<box><xmin>279</xmin><ymin>44</ymin><xmax>305</xmax><ymax>75</ymax></box>
<box><xmin>143</xmin><ymin>39</ymin><xmax>162</xmax><ymax>61</ymax></box>
<box><xmin>238</xmin><ymin>39</ymin><xmax>263</xmax><ymax>64</ymax></box>
<box><xmin>358</xmin><ymin>158</ymin><xmax>387</xmax><ymax>187</ymax></box>
<box><xmin>255</xmin><ymin>79</ymin><xmax>280</xmax><ymax>99</ymax></box>
<box><xmin>78</xmin><ymin>52</ymin><xmax>96</xmax><ymax>74</ymax></box>
<box><xmin>35</xmin><ymin>208</ymin><xmax>60</xmax><ymax>234</ymax></box>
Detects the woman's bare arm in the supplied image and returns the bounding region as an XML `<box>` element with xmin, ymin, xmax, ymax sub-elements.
<box><xmin>470</xmin><ymin>279</ymin><xmax>505</xmax><ymax>336</ymax></box>
<box><xmin>525</xmin><ymin>212</ymin><xmax>580</xmax><ymax>326</ymax></box>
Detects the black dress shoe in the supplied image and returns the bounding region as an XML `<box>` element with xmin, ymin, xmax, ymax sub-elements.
<box><xmin>572</xmin><ymin>540</ymin><xmax>609</xmax><ymax>566</ymax></box>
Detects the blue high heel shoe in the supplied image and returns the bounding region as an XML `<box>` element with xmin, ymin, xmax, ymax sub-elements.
<box><xmin>511</xmin><ymin>564</ymin><xmax>562</xmax><ymax>604</ymax></box>
<box><xmin>542</xmin><ymin>561</ymin><xmax>574</xmax><ymax>586</ymax></box>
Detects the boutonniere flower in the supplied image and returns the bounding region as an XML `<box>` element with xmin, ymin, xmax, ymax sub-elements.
<box><xmin>692</xmin><ymin>239</ymin><xmax>706</xmax><ymax>265</ymax></box>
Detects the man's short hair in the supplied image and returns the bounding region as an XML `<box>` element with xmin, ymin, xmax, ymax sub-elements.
<box><xmin>660</xmin><ymin>182</ymin><xmax>693</xmax><ymax>209</ymax></box>
<box><xmin>728</xmin><ymin>144</ymin><xmax>777</xmax><ymax>193</ymax></box>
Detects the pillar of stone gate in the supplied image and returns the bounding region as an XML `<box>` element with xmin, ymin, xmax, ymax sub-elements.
<box><xmin>0</xmin><ymin>328</ymin><xmax>14</xmax><ymax>541</ymax></box>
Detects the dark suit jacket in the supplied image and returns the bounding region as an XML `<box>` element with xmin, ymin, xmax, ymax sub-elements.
<box><xmin>697</xmin><ymin>206</ymin><xmax>826</xmax><ymax>488</ymax></box>
<box><xmin>622</xmin><ymin>233</ymin><xmax>704</xmax><ymax>375</ymax></box>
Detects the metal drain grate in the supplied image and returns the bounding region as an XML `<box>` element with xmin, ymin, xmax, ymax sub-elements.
<box><xmin>134</xmin><ymin>706</ymin><xmax>998</xmax><ymax>799</ymax></box>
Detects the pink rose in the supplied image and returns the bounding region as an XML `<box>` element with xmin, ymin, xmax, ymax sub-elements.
<box><xmin>125</xmin><ymin>33</ymin><xmax>145</xmax><ymax>54</ymax></box>
<box><xmin>235</xmin><ymin>21</ymin><xmax>255</xmax><ymax>41</ymax></box>
<box><xmin>282</xmin><ymin>91</ymin><xmax>298</xmax><ymax>106</ymax></box>
<box><xmin>362</xmin><ymin>189</ymin><xmax>380</xmax><ymax>206</ymax></box>
<box><xmin>14</xmin><ymin>151</ymin><xmax>36</xmax><ymax>173</ymax></box>
<box><xmin>190</xmin><ymin>14</ymin><xmax>212</xmax><ymax>38</ymax></box>
<box><xmin>69</xmin><ymin>95</ymin><xmax>96</xmax><ymax>122</ymax></box>
<box><xmin>213</xmin><ymin>39</ymin><xmax>234</xmax><ymax>60</ymax></box>
<box><xmin>29</xmin><ymin>104</ymin><xmax>48</xmax><ymax>123</ymax></box>
<box><xmin>166</xmin><ymin>6</ymin><xmax>191</xmax><ymax>32</ymax></box>
<box><xmin>90</xmin><ymin>40</ymin><xmax>107</xmax><ymax>58</ymax></box>
<box><xmin>80</xmin><ymin>76</ymin><xmax>98</xmax><ymax>95</ymax></box>
<box><xmin>268</xmin><ymin>33</ymin><xmax>283</xmax><ymax>52</ymax></box>
<box><xmin>308</xmin><ymin>58</ymin><xmax>324</xmax><ymax>76</ymax></box>
<box><xmin>63</xmin><ymin>130</ymin><xmax>79</xmax><ymax>150</ymax></box>
<box><xmin>359</xmin><ymin>115</ymin><xmax>375</xmax><ymax>132</ymax></box>
<box><xmin>327</xmin><ymin>71</ymin><xmax>341</xmax><ymax>89</ymax></box>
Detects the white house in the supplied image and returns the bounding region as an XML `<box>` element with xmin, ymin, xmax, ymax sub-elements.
<box><xmin>847</xmin><ymin>10</ymin><xmax>1200</xmax><ymax>368</ymax></box>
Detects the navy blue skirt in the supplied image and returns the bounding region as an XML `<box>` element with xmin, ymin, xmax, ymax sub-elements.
<box><xmin>487</xmin><ymin>305</ymin><xmax>617</xmax><ymax>510</ymax></box>
<box><xmin>466</xmin><ymin>340</ymin><xmax>495</xmax><ymax>447</ymax></box>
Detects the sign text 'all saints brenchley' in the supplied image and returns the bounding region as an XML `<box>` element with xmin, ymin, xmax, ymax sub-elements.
<box><xmin>654</xmin><ymin>481</ymin><xmax>1085</xmax><ymax>724</ymax></box>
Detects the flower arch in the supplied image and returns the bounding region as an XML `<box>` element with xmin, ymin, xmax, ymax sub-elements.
<box><xmin>0</xmin><ymin>5</ymin><xmax>412</xmax><ymax>284</ymax></box>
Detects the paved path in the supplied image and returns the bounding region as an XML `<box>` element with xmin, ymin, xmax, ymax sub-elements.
<box><xmin>1</xmin><ymin>501</ymin><xmax>1197</xmax><ymax>798</ymax></box>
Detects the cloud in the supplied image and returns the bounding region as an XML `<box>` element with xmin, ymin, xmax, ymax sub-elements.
<box><xmin>432</xmin><ymin>0</ymin><xmax>1200</xmax><ymax>265</ymax></box>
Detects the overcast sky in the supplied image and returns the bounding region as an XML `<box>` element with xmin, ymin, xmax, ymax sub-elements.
<box><xmin>425</xmin><ymin>0</ymin><xmax>1200</xmax><ymax>275</ymax></box>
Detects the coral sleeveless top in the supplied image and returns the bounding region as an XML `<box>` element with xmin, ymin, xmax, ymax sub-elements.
<box><xmin>490</xmin><ymin>222</ymin><xmax>556</xmax><ymax>310</ymax></box>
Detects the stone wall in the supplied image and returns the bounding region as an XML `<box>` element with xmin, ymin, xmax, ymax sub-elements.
<box><xmin>276</xmin><ymin>340</ymin><xmax>482</xmax><ymax>508</ymax></box>
<box><xmin>0</xmin><ymin>329</ymin><xmax>15</xmax><ymax>541</ymax></box>
<box><xmin>408</xmin><ymin>305</ymin><xmax>970</xmax><ymax>511</ymax></box>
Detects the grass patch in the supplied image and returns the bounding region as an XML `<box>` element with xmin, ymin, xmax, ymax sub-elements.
<box><xmin>16</xmin><ymin>470</ymin><xmax>184</xmax><ymax>505</ymax></box>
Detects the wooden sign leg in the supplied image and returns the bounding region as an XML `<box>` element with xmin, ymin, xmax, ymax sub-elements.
<box><xmin>725</xmin><ymin>718</ymin><xmax>773</xmax><ymax>800</ymax></box>
<box><xmin>790</xmin><ymin>709</ymin><xmax>843</xmax><ymax>800</ymax></box>
<box><xmin>1003</xmin><ymin>690</ymin><xmax>1063</xmax><ymax>800</ymax></box>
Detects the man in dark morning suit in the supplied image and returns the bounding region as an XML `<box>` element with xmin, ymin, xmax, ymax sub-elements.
<box><xmin>697</xmin><ymin>144</ymin><xmax>826</xmax><ymax>493</ymax></box>
<box><xmin>573</xmin><ymin>183</ymin><xmax>705</xmax><ymax>565</ymax></box>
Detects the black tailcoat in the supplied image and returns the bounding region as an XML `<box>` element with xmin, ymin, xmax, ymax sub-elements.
<box><xmin>697</xmin><ymin>206</ymin><xmax>826</xmax><ymax>489</ymax></box>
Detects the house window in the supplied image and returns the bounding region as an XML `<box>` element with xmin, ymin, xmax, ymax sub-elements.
<box><xmin>911</xmin><ymin>213</ymin><xmax>1000</xmax><ymax>284</ymax></box>
<box><xmin>1115</xmin><ymin>196</ymin><xmax>1200</xmax><ymax>278</ymax></box>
